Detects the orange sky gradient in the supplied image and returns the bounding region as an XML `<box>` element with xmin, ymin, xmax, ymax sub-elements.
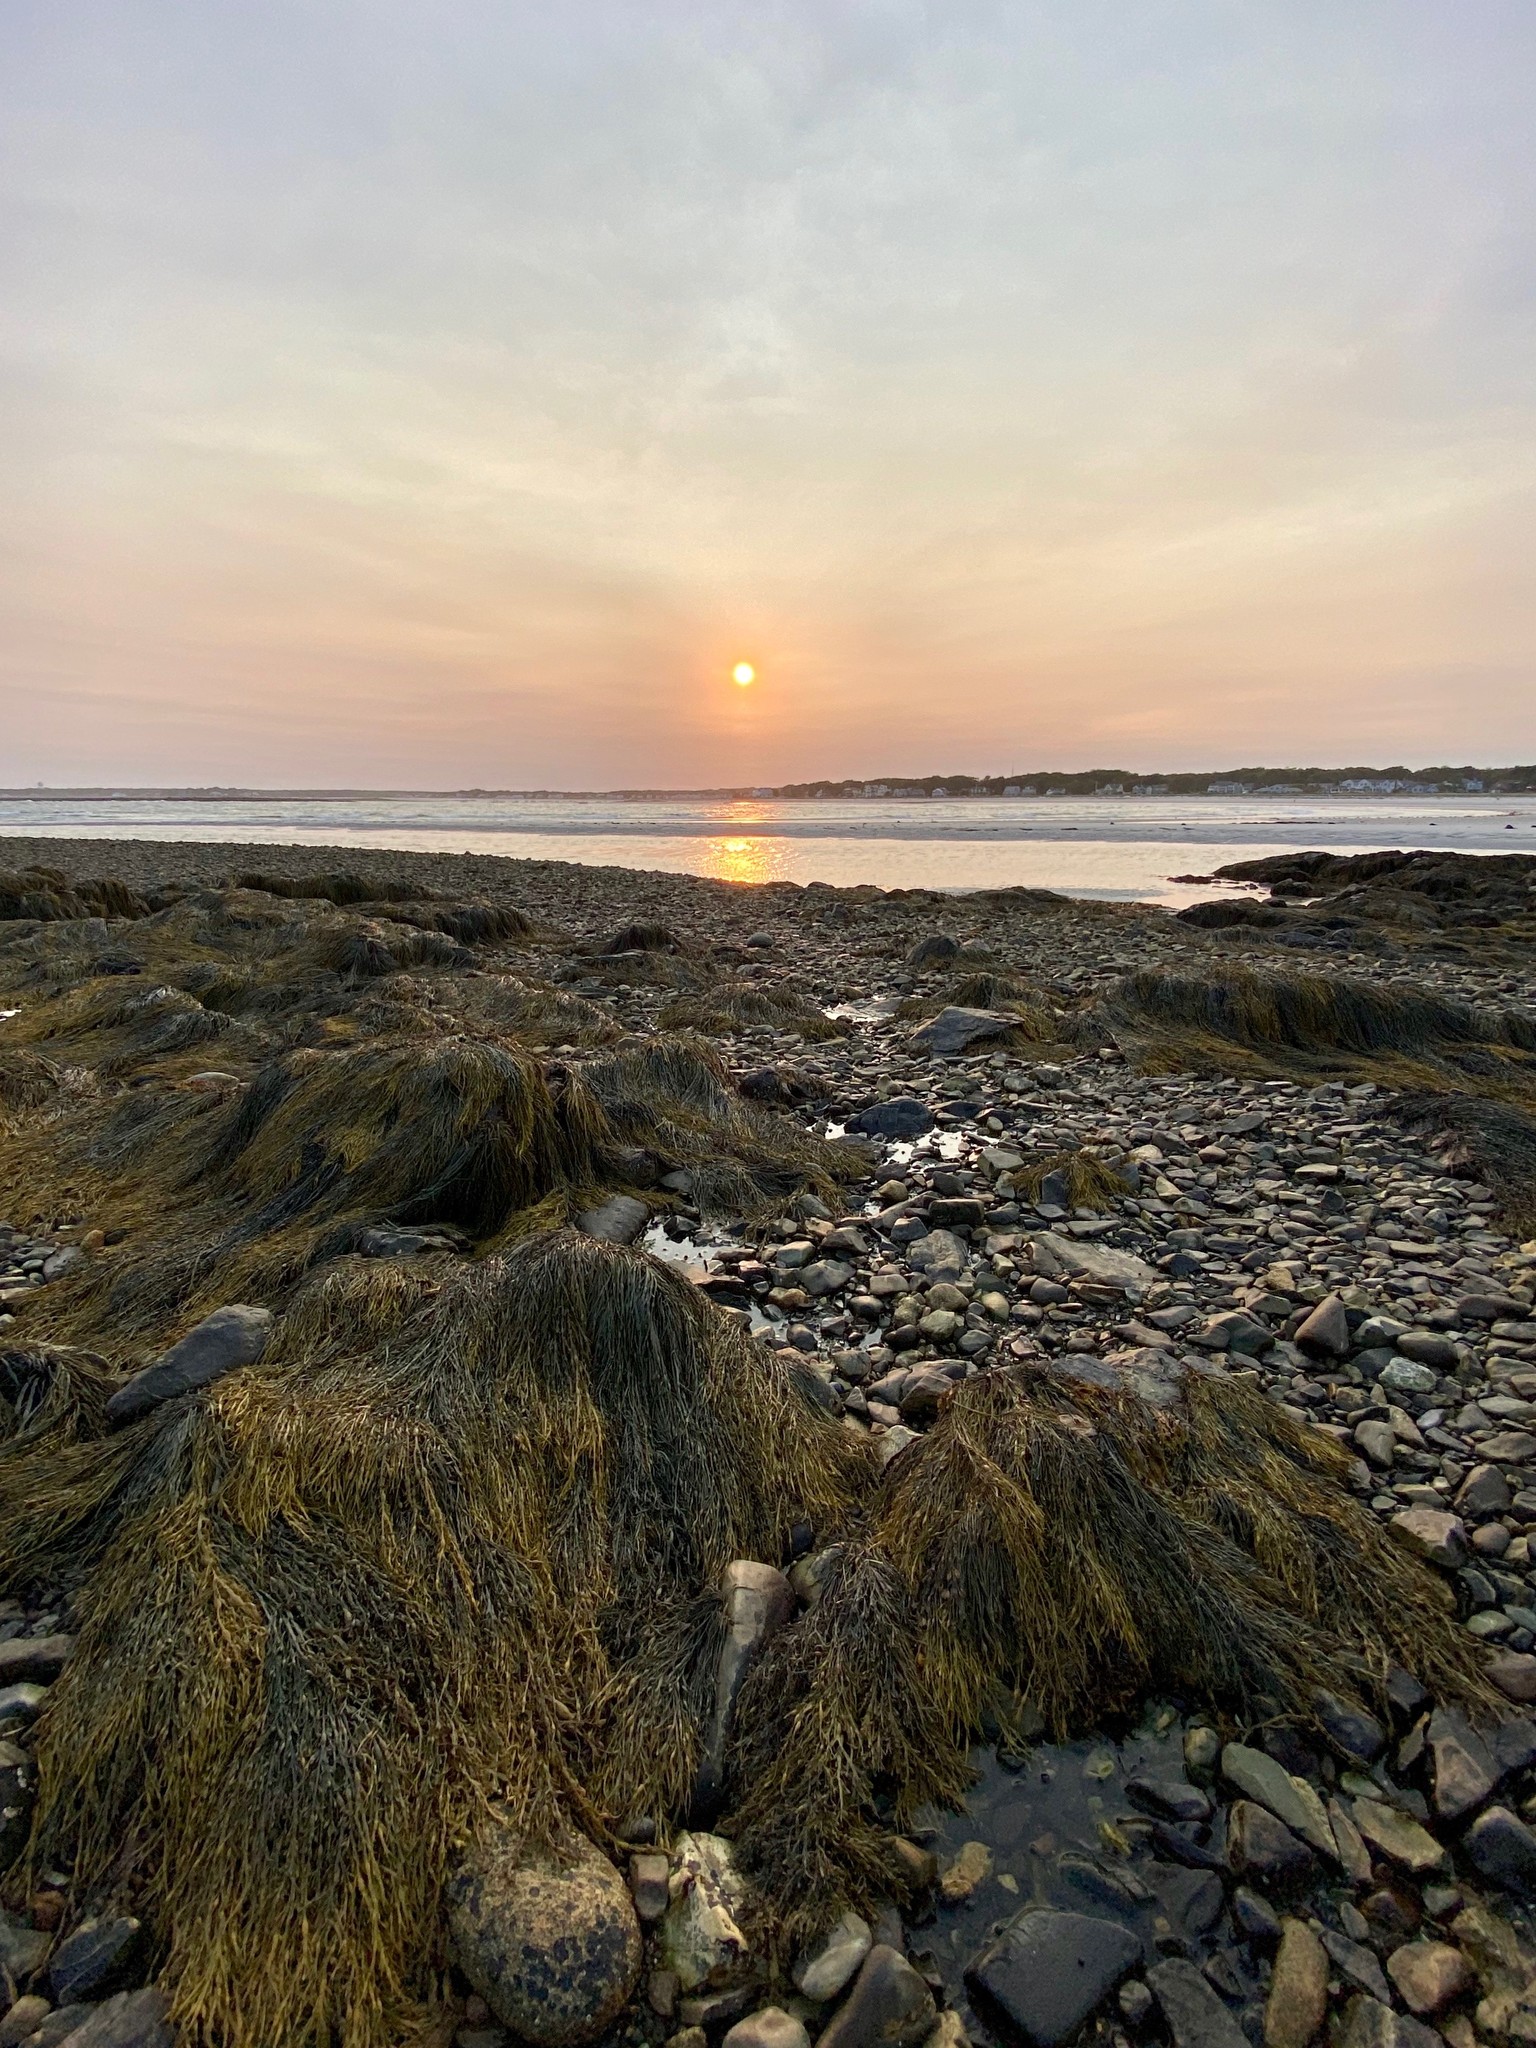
<box><xmin>2</xmin><ymin>1</ymin><xmax>1533</xmax><ymax>787</ymax></box>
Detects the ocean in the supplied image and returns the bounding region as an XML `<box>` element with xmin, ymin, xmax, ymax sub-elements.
<box><xmin>3</xmin><ymin>791</ymin><xmax>1534</xmax><ymax>907</ymax></box>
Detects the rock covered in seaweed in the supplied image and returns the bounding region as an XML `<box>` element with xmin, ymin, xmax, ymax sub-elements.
<box><xmin>446</xmin><ymin>1822</ymin><xmax>642</xmax><ymax>2047</ymax></box>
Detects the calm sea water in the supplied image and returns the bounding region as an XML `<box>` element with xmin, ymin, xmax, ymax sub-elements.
<box><xmin>3</xmin><ymin>793</ymin><xmax>1533</xmax><ymax>908</ymax></box>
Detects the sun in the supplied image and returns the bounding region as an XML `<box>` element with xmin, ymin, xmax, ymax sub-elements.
<box><xmin>732</xmin><ymin>662</ymin><xmax>756</xmax><ymax>687</ymax></box>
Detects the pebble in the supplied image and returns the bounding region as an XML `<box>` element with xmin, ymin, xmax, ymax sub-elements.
<box><xmin>1385</xmin><ymin>1939</ymin><xmax>1474</xmax><ymax>2016</ymax></box>
<box><xmin>793</xmin><ymin>1913</ymin><xmax>873</xmax><ymax>2004</ymax></box>
<box><xmin>723</xmin><ymin>2010</ymin><xmax>811</xmax><ymax>2048</ymax></box>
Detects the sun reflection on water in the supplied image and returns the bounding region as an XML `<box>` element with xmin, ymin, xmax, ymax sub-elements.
<box><xmin>705</xmin><ymin>837</ymin><xmax>777</xmax><ymax>884</ymax></box>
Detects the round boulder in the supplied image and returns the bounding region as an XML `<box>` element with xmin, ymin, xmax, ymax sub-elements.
<box><xmin>447</xmin><ymin>1823</ymin><xmax>642</xmax><ymax>2047</ymax></box>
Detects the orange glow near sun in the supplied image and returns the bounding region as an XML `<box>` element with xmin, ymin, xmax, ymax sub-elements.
<box><xmin>732</xmin><ymin>661</ymin><xmax>755</xmax><ymax>687</ymax></box>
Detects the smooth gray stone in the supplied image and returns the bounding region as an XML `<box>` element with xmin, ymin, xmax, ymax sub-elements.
<box><xmin>50</xmin><ymin>1990</ymin><xmax>172</xmax><ymax>2048</ymax></box>
<box><xmin>691</xmin><ymin>1561</ymin><xmax>795</xmax><ymax>1826</ymax></box>
<box><xmin>965</xmin><ymin>1909</ymin><xmax>1141</xmax><ymax>2048</ymax></box>
<box><xmin>815</xmin><ymin>1945</ymin><xmax>934</xmax><ymax>2048</ymax></box>
<box><xmin>1145</xmin><ymin>1959</ymin><xmax>1248</xmax><ymax>2048</ymax></box>
<box><xmin>105</xmin><ymin>1305</ymin><xmax>273</xmax><ymax>1427</ymax></box>
<box><xmin>575</xmin><ymin>1196</ymin><xmax>649</xmax><ymax>1245</ymax></box>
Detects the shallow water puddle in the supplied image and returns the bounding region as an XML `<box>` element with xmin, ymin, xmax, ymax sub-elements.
<box><xmin>906</xmin><ymin>1714</ymin><xmax>1249</xmax><ymax>2045</ymax></box>
<box><xmin>823</xmin><ymin>998</ymin><xmax>901</xmax><ymax>1022</ymax></box>
<box><xmin>640</xmin><ymin>1221</ymin><xmax>773</xmax><ymax>1332</ymax></box>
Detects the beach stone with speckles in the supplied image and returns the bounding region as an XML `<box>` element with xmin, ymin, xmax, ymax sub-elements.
<box><xmin>448</xmin><ymin>1823</ymin><xmax>642</xmax><ymax>2046</ymax></box>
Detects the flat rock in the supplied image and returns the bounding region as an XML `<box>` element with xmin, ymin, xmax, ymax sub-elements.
<box><xmin>1264</xmin><ymin>1919</ymin><xmax>1327</xmax><ymax>2048</ymax></box>
<box><xmin>1330</xmin><ymin>1993</ymin><xmax>1445</xmax><ymax>2048</ymax></box>
<box><xmin>1426</xmin><ymin>1707</ymin><xmax>1498</xmax><ymax>1821</ymax></box>
<box><xmin>1028</xmin><ymin>1232</ymin><xmax>1154</xmax><ymax>1293</ymax></box>
<box><xmin>575</xmin><ymin>1196</ymin><xmax>649</xmax><ymax>1245</ymax></box>
<box><xmin>49</xmin><ymin>1990</ymin><xmax>174</xmax><ymax>2048</ymax></box>
<box><xmin>909</xmin><ymin>1008</ymin><xmax>1020</xmax><ymax>1055</ymax></box>
<box><xmin>847</xmin><ymin>1099</ymin><xmax>935</xmax><ymax>1141</ymax></box>
<box><xmin>1221</xmin><ymin>1745</ymin><xmax>1335</xmax><ymax>1859</ymax></box>
<box><xmin>0</xmin><ymin>1635</ymin><xmax>72</xmax><ymax>1687</ymax></box>
<box><xmin>964</xmin><ymin>1909</ymin><xmax>1140</xmax><ymax>2048</ymax></box>
<box><xmin>816</xmin><ymin>1945</ymin><xmax>934</xmax><ymax>2048</ymax></box>
<box><xmin>693</xmin><ymin>1564</ymin><xmax>795</xmax><ymax>1825</ymax></box>
<box><xmin>447</xmin><ymin>1823</ymin><xmax>642</xmax><ymax>2046</ymax></box>
<box><xmin>1350</xmin><ymin>1798</ymin><xmax>1448</xmax><ymax>1875</ymax></box>
<box><xmin>104</xmin><ymin>1304</ymin><xmax>273</xmax><ymax>1428</ymax></box>
<box><xmin>1225</xmin><ymin>1802</ymin><xmax>1317</xmax><ymax>1893</ymax></box>
<box><xmin>49</xmin><ymin>1919</ymin><xmax>143</xmax><ymax>2004</ymax></box>
<box><xmin>1146</xmin><ymin>1958</ymin><xmax>1248</xmax><ymax>2048</ymax></box>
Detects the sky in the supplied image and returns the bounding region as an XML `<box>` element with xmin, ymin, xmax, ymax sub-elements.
<box><xmin>2</xmin><ymin>0</ymin><xmax>1533</xmax><ymax>789</ymax></box>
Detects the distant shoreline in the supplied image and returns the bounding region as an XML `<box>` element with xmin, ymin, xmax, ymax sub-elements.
<box><xmin>4</xmin><ymin>764</ymin><xmax>1535</xmax><ymax>804</ymax></box>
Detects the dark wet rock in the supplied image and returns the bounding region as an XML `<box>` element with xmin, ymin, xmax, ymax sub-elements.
<box><xmin>907</xmin><ymin>935</ymin><xmax>959</xmax><ymax>969</ymax></box>
<box><xmin>1220</xmin><ymin>1746</ymin><xmax>1334</xmax><ymax>1858</ymax></box>
<box><xmin>1225</xmin><ymin>1802</ymin><xmax>1317</xmax><ymax>1893</ymax></box>
<box><xmin>1126</xmin><ymin>1777</ymin><xmax>1212</xmax><ymax>1825</ymax></box>
<box><xmin>575</xmin><ymin>1196</ymin><xmax>649</xmax><ymax>1245</ymax></box>
<box><xmin>1493</xmin><ymin>1718</ymin><xmax>1536</xmax><ymax>1775</ymax></box>
<box><xmin>104</xmin><ymin>1304</ymin><xmax>273</xmax><ymax>1427</ymax></box>
<box><xmin>629</xmin><ymin>1853</ymin><xmax>670</xmax><ymax>1924</ymax></box>
<box><xmin>847</xmin><ymin>1100</ymin><xmax>934</xmax><ymax>1141</ymax></box>
<box><xmin>1426</xmin><ymin>1707</ymin><xmax>1498</xmax><ymax>1821</ymax></box>
<box><xmin>0</xmin><ymin>1909</ymin><xmax>51</xmax><ymax>1980</ymax></box>
<box><xmin>1462</xmin><ymin>1805</ymin><xmax>1536</xmax><ymax>1891</ymax></box>
<box><xmin>1313</xmin><ymin>1693</ymin><xmax>1386</xmax><ymax>1765</ymax></box>
<box><xmin>48</xmin><ymin>1990</ymin><xmax>173</xmax><ymax>2048</ymax></box>
<box><xmin>447</xmin><ymin>1823</ymin><xmax>642</xmax><ymax>2046</ymax></box>
<box><xmin>816</xmin><ymin>1944</ymin><xmax>934</xmax><ymax>2048</ymax></box>
<box><xmin>1155</xmin><ymin>1870</ymin><xmax>1224</xmax><ymax>1939</ymax></box>
<box><xmin>1231</xmin><ymin>1888</ymin><xmax>1282</xmax><ymax>1949</ymax></box>
<box><xmin>1145</xmin><ymin>1958</ymin><xmax>1247</xmax><ymax>2048</ymax></box>
<box><xmin>0</xmin><ymin>1636</ymin><xmax>72</xmax><ymax>1687</ymax></box>
<box><xmin>48</xmin><ymin>1920</ymin><xmax>144</xmax><ymax>2005</ymax></box>
<box><xmin>692</xmin><ymin>1561</ymin><xmax>795</xmax><ymax>1825</ymax></box>
<box><xmin>1317</xmin><ymin>1928</ymin><xmax>1390</xmax><ymax>2003</ymax></box>
<box><xmin>965</xmin><ymin>1909</ymin><xmax>1140</xmax><ymax>2048</ymax></box>
<box><xmin>1395</xmin><ymin>1330</ymin><xmax>1460</xmax><ymax>1373</ymax></box>
<box><xmin>0</xmin><ymin>1740</ymin><xmax>35</xmax><ymax>1866</ymax></box>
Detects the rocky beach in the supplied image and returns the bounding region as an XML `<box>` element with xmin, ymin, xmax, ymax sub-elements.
<box><xmin>2</xmin><ymin>836</ymin><xmax>1536</xmax><ymax>2048</ymax></box>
